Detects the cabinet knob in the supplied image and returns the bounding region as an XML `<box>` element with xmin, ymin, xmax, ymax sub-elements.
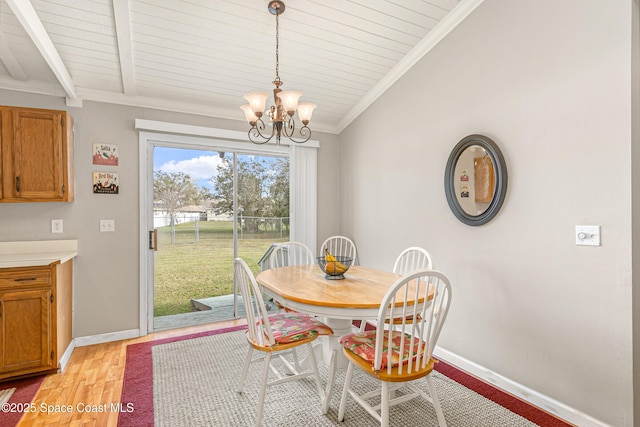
<box><xmin>15</xmin><ymin>176</ymin><xmax>21</xmax><ymax>192</ymax></box>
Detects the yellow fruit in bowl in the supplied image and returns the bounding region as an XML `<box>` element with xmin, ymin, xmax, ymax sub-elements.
<box><xmin>325</xmin><ymin>262</ymin><xmax>337</xmax><ymax>274</ymax></box>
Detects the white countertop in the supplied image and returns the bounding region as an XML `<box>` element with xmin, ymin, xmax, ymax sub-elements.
<box><xmin>0</xmin><ymin>240</ymin><xmax>78</xmax><ymax>268</ymax></box>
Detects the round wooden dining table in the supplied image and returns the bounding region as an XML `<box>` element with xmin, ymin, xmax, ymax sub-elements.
<box><xmin>255</xmin><ymin>264</ymin><xmax>402</xmax><ymax>370</ymax></box>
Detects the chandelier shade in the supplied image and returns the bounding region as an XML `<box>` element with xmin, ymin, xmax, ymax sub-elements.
<box><xmin>297</xmin><ymin>102</ymin><xmax>317</xmax><ymax>125</ymax></box>
<box><xmin>241</xmin><ymin>1</ymin><xmax>316</xmax><ymax>145</ymax></box>
<box><xmin>240</xmin><ymin>104</ymin><xmax>259</xmax><ymax>125</ymax></box>
<box><xmin>243</xmin><ymin>92</ymin><xmax>269</xmax><ymax>119</ymax></box>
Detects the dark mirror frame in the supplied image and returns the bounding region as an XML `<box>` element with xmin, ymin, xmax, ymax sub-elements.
<box><xmin>444</xmin><ymin>134</ymin><xmax>508</xmax><ymax>226</ymax></box>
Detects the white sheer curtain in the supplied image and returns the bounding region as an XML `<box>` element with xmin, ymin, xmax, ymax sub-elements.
<box><xmin>289</xmin><ymin>144</ymin><xmax>318</xmax><ymax>256</ymax></box>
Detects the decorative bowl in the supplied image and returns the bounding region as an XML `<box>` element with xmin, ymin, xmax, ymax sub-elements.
<box><xmin>316</xmin><ymin>256</ymin><xmax>353</xmax><ymax>280</ymax></box>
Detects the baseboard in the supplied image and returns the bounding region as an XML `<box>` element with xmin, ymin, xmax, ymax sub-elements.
<box><xmin>74</xmin><ymin>329</ymin><xmax>141</xmax><ymax>347</ymax></box>
<box><xmin>433</xmin><ymin>347</ymin><xmax>609</xmax><ymax>427</ymax></box>
<box><xmin>58</xmin><ymin>340</ymin><xmax>75</xmax><ymax>371</ymax></box>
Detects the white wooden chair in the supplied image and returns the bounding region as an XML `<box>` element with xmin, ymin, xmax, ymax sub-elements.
<box><xmin>267</xmin><ymin>241</ymin><xmax>314</xmax><ymax>312</ymax></box>
<box><xmin>266</xmin><ymin>241</ymin><xmax>316</xmax><ymax>364</ymax></box>
<box><xmin>393</xmin><ymin>246</ymin><xmax>433</xmax><ymax>275</ymax></box>
<box><xmin>320</xmin><ymin>235</ymin><xmax>358</xmax><ymax>265</ymax></box>
<box><xmin>234</xmin><ymin>258</ymin><xmax>333</xmax><ymax>426</ymax></box>
<box><xmin>338</xmin><ymin>270</ymin><xmax>452</xmax><ymax>427</ymax></box>
<box><xmin>360</xmin><ymin>246</ymin><xmax>433</xmax><ymax>332</ymax></box>
<box><xmin>269</xmin><ymin>241</ymin><xmax>315</xmax><ymax>267</ymax></box>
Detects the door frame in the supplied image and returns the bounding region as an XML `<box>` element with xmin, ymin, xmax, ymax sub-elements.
<box><xmin>136</xmin><ymin>119</ymin><xmax>318</xmax><ymax>335</ymax></box>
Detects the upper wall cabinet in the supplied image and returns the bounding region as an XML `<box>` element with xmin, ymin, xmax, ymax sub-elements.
<box><xmin>0</xmin><ymin>106</ymin><xmax>74</xmax><ymax>203</ymax></box>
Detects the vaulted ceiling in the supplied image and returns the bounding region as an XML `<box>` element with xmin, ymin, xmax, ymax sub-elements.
<box><xmin>0</xmin><ymin>0</ymin><xmax>481</xmax><ymax>134</ymax></box>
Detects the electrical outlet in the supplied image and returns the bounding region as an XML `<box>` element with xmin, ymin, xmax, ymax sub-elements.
<box><xmin>100</xmin><ymin>219</ymin><xmax>115</xmax><ymax>232</ymax></box>
<box><xmin>51</xmin><ymin>219</ymin><xmax>63</xmax><ymax>233</ymax></box>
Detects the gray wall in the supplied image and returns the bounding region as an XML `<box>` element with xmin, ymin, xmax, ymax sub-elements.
<box><xmin>339</xmin><ymin>0</ymin><xmax>633</xmax><ymax>425</ymax></box>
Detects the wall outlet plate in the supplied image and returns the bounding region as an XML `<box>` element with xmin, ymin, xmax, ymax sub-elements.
<box><xmin>100</xmin><ymin>219</ymin><xmax>115</xmax><ymax>232</ymax></box>
<box><xmin>51</xmin><ymin>219</ymin><xmax>63</xmax><ymax>233</ymax></box>
<box><xmin>575</xmin><ymin>225</ymin><xmax>600</xmax><ymax>246</ymax></box>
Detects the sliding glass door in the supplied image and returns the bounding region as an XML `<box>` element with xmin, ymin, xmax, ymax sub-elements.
<box><xmin>137</xmin><ymin>121</ymin><xmax>317</xmax><ymax>336</ymax></box>
<box><xmin>150</xmin><ymin>145</ymin><xmax>289</xmax><ymax>331</ymax></box>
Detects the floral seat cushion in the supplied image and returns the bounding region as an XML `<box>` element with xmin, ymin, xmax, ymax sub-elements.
<box><xmin>264</xmin><ymin>312</ymin><xmax>333</xmax><ymax>344</ymax></box>
<box><xmin>339</xmin><ymin>330</ymin><xmax>423</xmax><ymax>370</ymax></box>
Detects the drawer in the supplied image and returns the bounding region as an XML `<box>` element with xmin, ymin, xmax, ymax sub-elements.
<box><xmin>0</xmin><ymin>267</ymin><xmax>51</xmax><ymax>289</ymax></box>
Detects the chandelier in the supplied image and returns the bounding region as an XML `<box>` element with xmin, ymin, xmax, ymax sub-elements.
<box><xmin>241</xmin><ymin>1</ymin><xmax>316</xmax><ymax>146</ymax></box>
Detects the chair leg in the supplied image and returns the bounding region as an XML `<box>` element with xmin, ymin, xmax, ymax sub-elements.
<box><xmin>338</xmin><ymin>362</ymin><xmax>354</xmax><ymax>422</ymax></box>
<box><xmin>381</xmin><ymin>381</ymin><xmax>390</xmax><ymax>427</ymax></box>
<box><xmin>291</xmin><ymin>346</ymin><xmax>301</xmax><ymax>370</ymax></box>
<box><xmin>322</xmin><ymin>349</ymin><xmax>337</xmax><ymax>414</ymax></box>
<box><xmin>426</xmin><ymin>375</ymin><xmax>447</xmax><ymax>427</ymax></box>
<box><xmin>255</xmin><ymin>352</ymin><xmax>272</xmax><ymax>427</ymax></box>
<box><xmin>237</xmin><ymin>347</ymin><xmax>253</xmax><ymax>393</ymax></box>
<box><xmin>305</xmin><ymin>342</ymin><xmax>325</xmax><ymax>405</ymax></box>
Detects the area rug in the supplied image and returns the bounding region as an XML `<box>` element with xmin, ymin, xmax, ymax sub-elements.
<box><xmin>119</xmin><ymin>326</ymin><xmax>571</xmax><ymax>427</ymax></box>
<box><xmin>0</xmin><ymin>375</ymin><xmax>46</xmax><ymax>427</ymax></box>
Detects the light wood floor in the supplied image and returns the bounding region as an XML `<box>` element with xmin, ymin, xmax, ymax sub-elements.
<box><xmin>17</xmin><ymin>318</ymin><xmax>247</xmax><ymax>427</ymax></box>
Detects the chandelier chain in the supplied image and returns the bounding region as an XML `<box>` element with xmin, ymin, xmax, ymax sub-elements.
<box><xmin>274</xmin><ymin>12</ymin><xmax>280</xmax><ymax>83</ymax></box>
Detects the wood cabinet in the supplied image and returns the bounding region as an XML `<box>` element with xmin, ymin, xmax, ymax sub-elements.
<box><xmin>0</xmin><ymin>260</ymin><xmax>73</xmax><ymax>380</ymax></box>
<box><xmin>0</xmin><ymin>106</ymin><xmax>74</xmax><ymax>202</ymax></box>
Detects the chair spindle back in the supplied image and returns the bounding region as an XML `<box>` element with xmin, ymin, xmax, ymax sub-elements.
<box><xmin>234</xmin><ymin>258</ymin><xmax>274</xmax><ymax>347</ymax></box>
<box><xmin>375</xmin><ymin>270</ymin><xmax>452</xmax><ymax>375</ymax></box>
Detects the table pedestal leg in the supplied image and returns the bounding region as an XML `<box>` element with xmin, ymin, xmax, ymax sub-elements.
<box><xmin>321</xmin><ymin>318</ymin><xmax>353</xmax><ymax>370</ymax></box>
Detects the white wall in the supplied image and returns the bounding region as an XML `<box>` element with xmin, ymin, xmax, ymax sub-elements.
<box><xmin>339</xmin><ymin>0</ymin><xmax>632</xmax><ymax>425</ymax></box>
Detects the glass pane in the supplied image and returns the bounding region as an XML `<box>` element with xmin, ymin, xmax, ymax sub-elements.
<box><xmin>151</xmin><ymin>147</ymin><xmax>289</xmax><ymax>330</ymax></box>
<box><xmin>152</xmin><ymin>147</ymin><xmax>231</xmax><ymax>329</ymax></box>
<box><xmin>234</xmin><ymin>153</ymin><xmax>290</xmax><ymax>277</ymax></box>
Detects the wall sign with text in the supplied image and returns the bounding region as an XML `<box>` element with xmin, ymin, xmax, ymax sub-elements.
<box><xmin>93</xmin><ymin>172</ymin><xmax>119</xmax><ymax>194</ymax></box>
<box><xmin>93</xmin><ymin>143</ymin><xmax>119</xmax><ymax>166</ymax></box>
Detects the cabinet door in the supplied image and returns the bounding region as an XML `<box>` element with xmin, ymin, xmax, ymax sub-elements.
<box><xmin>0</xmin><ymin>288</ymin><xmax>53</xmax><ymax>373</ymax></box>
<box><xmin>12</xmin><ymin>109</ymin><xmax>67</xmax><ymax>201</ymax></box>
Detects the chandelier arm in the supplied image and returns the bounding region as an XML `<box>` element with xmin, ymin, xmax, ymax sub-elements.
<box><xmin>247</xmin><ymin>119</ymin><xmax>274</xmax><ymax>144</ymax></box>
<box><xmin>282</xmin><ymin>117</ymin><xmax>311</xmax><ymax>144</ymax></box>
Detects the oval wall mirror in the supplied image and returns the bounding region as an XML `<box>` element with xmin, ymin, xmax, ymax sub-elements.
<box><xmin>444</xmin><ymin>134</ymin><xmax>508</xmax><ymax>226</ymax></box>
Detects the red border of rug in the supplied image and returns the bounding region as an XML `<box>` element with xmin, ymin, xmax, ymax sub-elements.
<box><xmin>0</xmin><ymin>375</ymin><xmax>46</xmax><ymax>427</ymax></box>
<box><xmin>119</xmin><ymin>325</ymin><xmax>574</xmax><ymax>427</ymax></box>
<box><xmin>433</xmin><ymin>359</ymin><xmax>573</xmax><ymax>426</ymax></box>
<box><xmin>118</xmin><ymin>325</ymin><xmax>246</xmax><ymax>427</ymax></box>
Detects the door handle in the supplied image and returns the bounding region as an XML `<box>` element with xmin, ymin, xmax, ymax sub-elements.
<box><xmin>149</xmin><ymin>230</ymin><xmax>158</xmax><ymax>251</ymax></box>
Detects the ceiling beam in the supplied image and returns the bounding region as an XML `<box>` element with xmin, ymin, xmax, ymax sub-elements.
<box><xmin>113</xmin><ymin>0</ymin><xmax>136</xmax><ymax>96</ymax></box>
<box><xmin>4</xmin><ymin>0</ymin><xmax>77</xmax><ymax>100</ymax></box>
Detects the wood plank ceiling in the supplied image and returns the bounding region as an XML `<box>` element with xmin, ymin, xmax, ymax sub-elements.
<box><xmin>0</xmin><ymin>0</ymin><xmax>481</xmax><ymax>134</ymax></box>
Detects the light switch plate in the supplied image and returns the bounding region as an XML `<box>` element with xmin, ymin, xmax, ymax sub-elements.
<box><xmin>100</xmin><ymin>219</ymin><xmax>115</xmax><ymax>232</ymax></box>
<box><xmin>576</xmin><ymin>225</ymin><xmax>600</xmax><ymax>246</ymax></box>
